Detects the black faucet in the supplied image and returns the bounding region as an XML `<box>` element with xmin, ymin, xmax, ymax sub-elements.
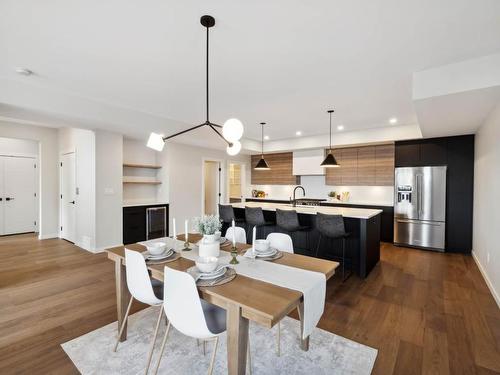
<box><xmin>292</xmin><ymin>185</ymin><xmax>306</xmax><ymax>207</ymax></box>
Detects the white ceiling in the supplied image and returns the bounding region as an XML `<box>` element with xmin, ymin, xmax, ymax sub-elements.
<box><xmin>1</xmin><ymin>0</ymin><xmax>500</xmax><ymax>149</ymax></box>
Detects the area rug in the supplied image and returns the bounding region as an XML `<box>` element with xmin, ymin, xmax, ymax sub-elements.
<box><xmin>61</xmin><ymin>307</ymin><xmax>377</xmax><ymax>374</ymax></box>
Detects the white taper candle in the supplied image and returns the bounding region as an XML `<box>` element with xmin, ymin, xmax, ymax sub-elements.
<box><xmin>252</xmin><ymin>226</ymin><xmax>256</xmax><ymax>252</ymax></box>
<box><xmin>185</xmin><ymin>219</ymin><xmax>188</xmax><ymax>243</ymax></box>
<box><xmin>232</xmin><ymin>219</ymin><xmax>236</xmax><ymax>247</ymax></box>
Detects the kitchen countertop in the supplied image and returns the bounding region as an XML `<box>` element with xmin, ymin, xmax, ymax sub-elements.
<box><xmin>246</xmin><ymin>197</ymin><xmax>393</xmax><ymax>207</ymax></box>
<box><xmin>232</xmin><ymin>201</ymin><xmax>382</xmax><ymax>219</ymax></box>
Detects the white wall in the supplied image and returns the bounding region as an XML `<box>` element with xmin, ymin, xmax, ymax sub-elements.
<box><xmin>157</xmin><ymin>142</ymin><xmax>250</xmax><ymax>235</ymax></box>
<box><xmin>95</xmin><ymin>130</ymin><xmax>123</xmax><ymax>250</ymax></box>
<box><xmin>0</xmin><ymin>137</ymin><xmax>38</xmax><ymax>156</ymax></box>
<box><xmin>473</xmin><ymin>101</ymin><xmax>500</xmax><ymax>306</ymax></box>
<box><xmin>0</xmin><ymin>121</ymin><xmax>59</xmax><ymax>238</ymax></box>
<box><xmin>250</xmin><ymin>175</ymin><xmax>394</xmax><ymax>206</ymax></box>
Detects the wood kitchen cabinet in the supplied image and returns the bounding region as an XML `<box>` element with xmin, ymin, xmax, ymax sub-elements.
<box><xmin>250</xmin><ymin>152</ymin><xmax>299</xmax><ymax>185</ymax></box>
<box><xmin>325</xmin><ymin>144</ymin><xmax>394</xmax><ymax>186</ymax></box>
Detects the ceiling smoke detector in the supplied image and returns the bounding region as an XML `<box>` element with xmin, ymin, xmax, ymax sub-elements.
<box><xmin>15</xmin><ymin>68</ymin><xmax>34</xmax><ymax>76</ymax></box>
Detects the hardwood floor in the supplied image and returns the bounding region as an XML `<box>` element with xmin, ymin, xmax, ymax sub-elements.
<box><xmin>1</xmin><ymin>235</ymin><xmax>499</xmax><ymax>374</ymax></box>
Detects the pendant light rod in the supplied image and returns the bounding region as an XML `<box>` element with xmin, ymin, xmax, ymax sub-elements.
<box><xmin>260</xmin><ymin>122</ymin><xmax>266</xmax><ymax>157</ymax></box>
<box><xmin>327</xmin><ymin>109</ymin><xmax>334</xmax><ymax>152</ymax></box>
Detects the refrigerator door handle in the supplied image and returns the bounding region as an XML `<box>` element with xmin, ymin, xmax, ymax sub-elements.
<box><xmin>396</xmin><ymin>219</ymin><xmax>442</xmax><ymax>226</ymax></box>
<box><xmin>417</xmin><ymin>174</ymin><xmax>423</xmax><ymax>217</ymax></box>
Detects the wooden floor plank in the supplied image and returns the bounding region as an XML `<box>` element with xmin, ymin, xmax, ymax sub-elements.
<box><xmin>0</xmin><ymin>234</ymin><xmax>499</xmax><ymax>374</ymax></box>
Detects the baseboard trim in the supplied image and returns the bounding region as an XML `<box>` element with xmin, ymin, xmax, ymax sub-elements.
<box><xmin>472</xmin><ymin>250</ymin><xmax>500</xmax><ymax>308</ymax></box>
<box><xmin>38</xmin><ymin>233</ymin><xmax>59</xmax><ymax>240</ymax></box>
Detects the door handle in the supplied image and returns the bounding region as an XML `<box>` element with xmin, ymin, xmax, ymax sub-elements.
<box><xmin>69</xmin><ymin>201</ymin><xmax>75</xmax><ymax>204</ymax></box>
<box><xmin>5</xmin><ymin>197</ymin><xmax>14</xmax><ymax>201</ymax></box>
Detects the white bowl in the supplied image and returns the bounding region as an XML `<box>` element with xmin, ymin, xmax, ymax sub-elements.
<box><xmin>254</xmin><ymin>239</ymin><xmax>270</xmax><ymax>252</ymax></box>
<box><xmin>147</xmin><ymin>242</ymin><xmax>167</xmax><ymax>255</ymax></box>
<box><xmin>196</xmin><ymin>256</ymin><xmax>219</xmax><ymax>273</ymax></box>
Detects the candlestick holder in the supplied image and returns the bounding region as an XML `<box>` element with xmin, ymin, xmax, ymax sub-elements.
<box><xmin>229</xmin><ymin>245</ymin><xmax>239</xmax><ymax>264</ymax></box>
<box><xmin>182</xmin><ymin>241</ymin><xmax>191</xmax><ymax>251</ymax></box>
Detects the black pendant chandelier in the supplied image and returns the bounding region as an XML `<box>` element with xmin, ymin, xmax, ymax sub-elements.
<box><xmin>147</xmin><ymin>15</ymin><xmax>243</xmax><ymax>155</ymax></box>
<box><xmin>254</xmin><ymin>122</ymin><xmax>270</xmax><ymax>170</ymax></box>
<box><xmin>320</xmin><ymin>109</ymin><xmax>340</xmax><ymax>167</ymax></box>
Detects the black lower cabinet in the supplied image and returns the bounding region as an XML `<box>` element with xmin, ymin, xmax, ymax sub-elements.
<box><xmin>320</xmin><ymin>203</ymin><xmax>394</xmax><ymax>243</ymax></box>
<box><xmin>123</xmin><ymin>204</ymin><xmax>169</xmax><ymax>245</ymax></box>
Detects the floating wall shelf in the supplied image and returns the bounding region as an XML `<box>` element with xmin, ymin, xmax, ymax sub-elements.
<box><xmin>123</xmin><ymin>180</ymin><xmax>162</xmax><ymax>185</ymax></box>
<box><xmin>123</xmin><ymin>163</ymin><xmax>162</xmax><ymax>169</ymax></box>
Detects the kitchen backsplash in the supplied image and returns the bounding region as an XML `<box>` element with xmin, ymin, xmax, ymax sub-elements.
<box><xmin>248</xmin><ymin>175</ymin><xmax>394</xmax><ymax>206</ymax></box>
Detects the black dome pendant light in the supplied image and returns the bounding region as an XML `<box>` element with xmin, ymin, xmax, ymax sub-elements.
<box><xmin>320</xmin><ymin>109</ymin><xmax>340</xmax><ymax>167</ymax></box>
<box><xmin>254</xmin><ymin>122</ymin><xmax>270</xmax><ymax>170</ymax></box>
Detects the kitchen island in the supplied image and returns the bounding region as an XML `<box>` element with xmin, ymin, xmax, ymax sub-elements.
<box><xmin>231</xmin><ymin>201</ymin><xmax>382</xmax><ymax>278</ymax></box>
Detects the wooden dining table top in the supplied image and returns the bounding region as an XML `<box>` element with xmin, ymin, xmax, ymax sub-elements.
<box><xmin>106</xmin><ymin>233</ymin><xmax>339</xmax><ymax>329</ymax></box>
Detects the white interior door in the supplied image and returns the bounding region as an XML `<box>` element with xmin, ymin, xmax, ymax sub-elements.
<box><xmin>61</xmin><ymin>152</ymin><xmax>76</xmax><ymax>243</ymax></box>
<box><xmin>204</xmin><ymin>161</ymin><xmax>221</xmax><ymax>215</ymax></box>
<box><xmin>2</xmin><ymin>156</ymin><xmax>36</xmax><ymax>235</ymax></box>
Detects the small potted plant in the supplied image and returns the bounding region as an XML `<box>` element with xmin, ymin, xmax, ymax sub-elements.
<box><xmin>328</xmin><ymin>191</ymin><xmax>336</xmax><ymax>202</ymax></box>
<box><xmin>193</xmin><ymin>214</ymin><xmax>222</xmax><ymax>244</ymax></box>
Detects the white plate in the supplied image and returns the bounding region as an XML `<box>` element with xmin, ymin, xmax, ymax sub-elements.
<box><xmin>145</xmin><ymin>249</ymin><xmax>174</xmax><ymax>260</ymax></box>
<box><xmin>255</xmin><ymin>248</ymin><xmax>278</xmax><ymax>257</ymax></box>
<box><xmin>198</xmin><ymin>266</ymin><xmax>227</xmax><ymax>280</ymax></box>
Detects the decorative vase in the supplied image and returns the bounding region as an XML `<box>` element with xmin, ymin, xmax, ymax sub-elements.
<box><xmin>203</xmin><ymin>234</ymin><xmax>217</xmax><ymax>243</ymax></box>
<box><xmin>199</xmin><ymin>235</ymin><xmax>220</xmax><ymax>257</ymax></box>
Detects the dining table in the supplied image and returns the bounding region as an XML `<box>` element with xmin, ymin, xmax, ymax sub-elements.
<box><xmin>106</xmin><ymin>233</ymin><xmax>339</xmax><ymax>375</ymax></box>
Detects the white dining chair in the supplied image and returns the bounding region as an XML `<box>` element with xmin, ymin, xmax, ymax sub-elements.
<box><xmin>266</xmin><ymin>232</ymin><xmax>294</xmax><ymax>253</ymax></box>
<box><xmin>153</xmin><ymin>266</ymin><xmax>252</xmax><ymax>375</ymax></box>
<box><xmin>115</xmin><ymin>249</ymin><xmax>165</xmax><ymax>375</ymax></box>
<box><xmin>266</xmin><ymin>232</ymin><xmax>294</xmax><ymax>357</ymax></box>
<box><xmin>225</xmin><ymin>226</ymin><xmax>247</xmax><ymax>245</ymax></box>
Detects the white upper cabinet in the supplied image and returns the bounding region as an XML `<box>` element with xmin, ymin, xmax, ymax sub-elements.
<box><xmin>292</xmin><ymin>149</ymin><xmax>326</xmax><ymax>176</ymax></box>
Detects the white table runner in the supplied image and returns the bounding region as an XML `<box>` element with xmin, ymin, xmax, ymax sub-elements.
<box><xmin>139</xmin><ymin>237</ymin><xmax>326</xmax><ymax>339</ymax></box>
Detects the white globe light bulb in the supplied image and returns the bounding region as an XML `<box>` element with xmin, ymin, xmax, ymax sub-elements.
<box><xmin>226</xmin><ymin>140</ymin><xmax>242</xmax><ymax>156</ymax></box>
<box><xmin>222</xmin><ymin>118</ymin><xmax>244</xmax><ymax>142</ymax></box>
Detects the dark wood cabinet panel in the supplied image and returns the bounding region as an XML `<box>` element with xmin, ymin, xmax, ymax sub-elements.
<box><xmin>420</xmin><ymin>138</ymin><xmax>447</xmax><ymax>166</ymax></box>
<box><xmin>445</xmin><ymin>135</ymin><xmax>474</xmax><ymax>253</ymax></box>
<box><xmin>375</xmin><ymin>144</ymin><xmax>395</xmax><ymax>186</ymax></box>
<box><xmin>325</xmin><ymin>149</ymin><xmax>343</xmax><ymax>185</ymax></box>
<box><xmin>395</xmin><ymin>142</ymin><xmax>420</xmax><ymax>167</ymax></box>
<box><xmin>341</xmin><ymin>147</ymin><xmax>358</xmax><ymax>185</ymax></box>
<box><xmin>251</xmin><ymin>152</ymin><xmax>299</xmax><ymax>185</ymax></box>
<box><xmin>326</xmin><ymin>144</ymin><xmax>394</xmax><ymax>186</ymax></box>
<box><xmin>357</xmin><ymin>146</ymin><xmax>375</xmax><ymax>185</ymax></box>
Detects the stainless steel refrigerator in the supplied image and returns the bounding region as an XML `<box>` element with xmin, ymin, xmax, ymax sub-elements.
<box><xmin>394</xmin><ymin>166</ymin><xmax>447</xmax><ymax>251</ymax></box>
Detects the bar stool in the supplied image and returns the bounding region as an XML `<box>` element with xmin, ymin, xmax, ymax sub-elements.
<box><xmin>245</xmin><ymin>206</ymin><xmax>274</xmax><ymax>242</ymax></box>
<box><xmin>275</xmin><ymin>209</ymin><xmax>310</xmax><ymax>248</ymax></box>
<box><xmin>218</xmin><ymin>204</ymin><xmax>245</xmax><ymax>234</ymax></box>
<box><xmin>315</xmin><ymin>212</ymin><xmax>351</xmax><ymax>282</ymax></box>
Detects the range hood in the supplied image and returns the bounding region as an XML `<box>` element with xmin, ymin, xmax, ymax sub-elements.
<box><xmin>292</xmin><ymin>149</ymin><xmax>326</xmax><ymax>176</ymax></box>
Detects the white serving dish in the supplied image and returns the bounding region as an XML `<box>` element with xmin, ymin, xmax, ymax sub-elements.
<box><xmin>147</xmin><ymin>242</ymin><xmax>167</xmax><ymax>255</ymax></box>
<box><xmin>254</xmin><ymin>239</ymin><xmax>270</xmax><ymax>252</ymax></box>
<box><xmin>196</xmin><ymin>256</ymin><xmax>219</xmax><ymax>273</ymax></box>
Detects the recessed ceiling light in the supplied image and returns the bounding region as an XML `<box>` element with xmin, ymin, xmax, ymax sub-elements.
<box><xmin>264</xmin><ymin>135</ymin><xmax>269</xmax><ymax>140</ymax></box>
<box><xmin>15</xmin><ymin>67</ymin><xmax>34</xmax><ymax>76</ymax></box>
<box><xmin>337</xmin><ymin>125</ymin><xmax>344</xmax><ymax>131</ymax></box>
<box><xmin>295</xmin><ymin>131</ymin><xmax>302</xmax><ymax>136</ymax></box>
<box><xmin>389</xmin><ymin>117</ymin><xmax>398</xmax><ymax>124</ymax></box>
